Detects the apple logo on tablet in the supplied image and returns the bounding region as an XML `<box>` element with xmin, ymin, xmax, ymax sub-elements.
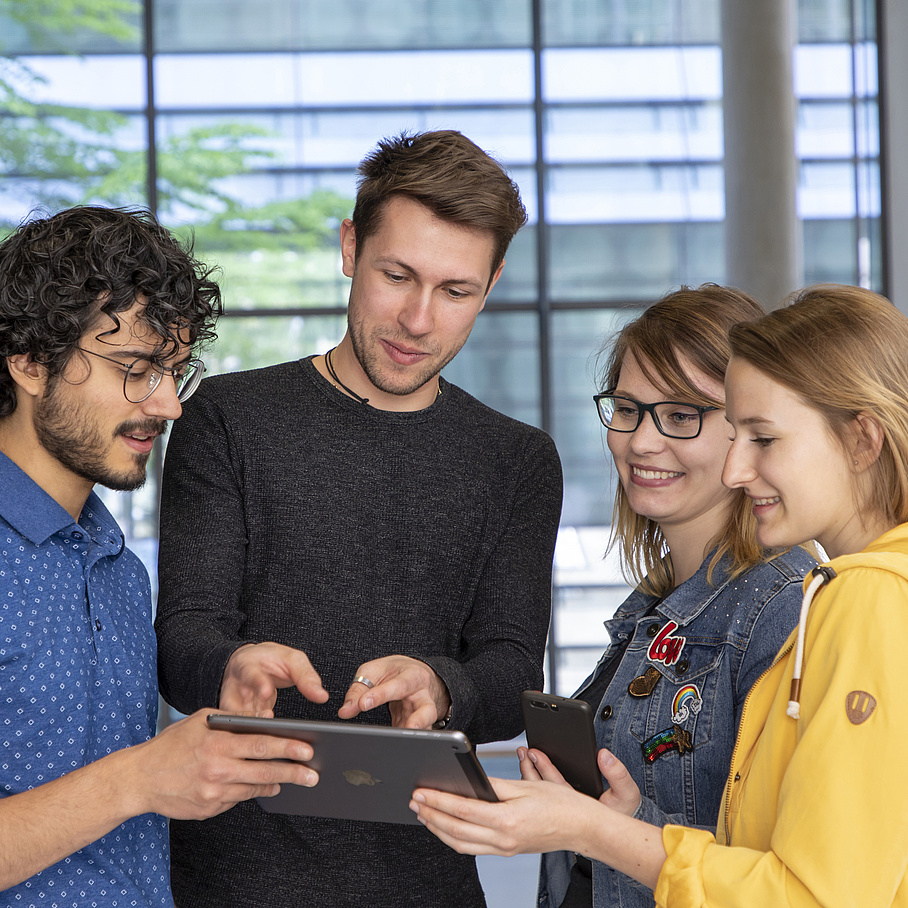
<box><xmin>343</xmin><ymin>769</ymin><xmax>381</xmax><ymax>787</ymax></box>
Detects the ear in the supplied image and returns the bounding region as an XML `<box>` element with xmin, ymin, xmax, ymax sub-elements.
<box><xmin>339</xmin><ymin>218</ymin><xmax>356</xmax><ymax>279</ymax></box>
<box><xmin>5</xmin><ymin>354</ymin><xmax>47</xmax><ymax>399</ymax></box>
<box><xmin>851</xmin><ymin>411</ymin><xmax>885</xmax><ymax>472</ymax></box>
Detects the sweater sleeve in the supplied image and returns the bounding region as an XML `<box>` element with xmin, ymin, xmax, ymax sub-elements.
<box><xmin>654</xmin><ymin>567</ymin><xmax>908</xmax><ymax>908</ymax></box>
<box><xmin>420</xmin><ymin>430</ymin><xmax>563</xmax><ymax>743</ymax></box>
<box><xmin>155</xmin><ymin>389</ymin><xmax>253</xmax><ymax>712</ymax></box>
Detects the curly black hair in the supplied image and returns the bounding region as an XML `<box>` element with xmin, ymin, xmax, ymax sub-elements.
<box><xmin>0</xmin><ymin>206</ymin><xmax>222</xmax><ymax>417</ymax></box>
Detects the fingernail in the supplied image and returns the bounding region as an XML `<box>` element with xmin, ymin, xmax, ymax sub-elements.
<box><xmin>602</xmin><ymin>751</ymin><xmax>615</xmax><ymax>767</ymax></box>
<box><xmin>528</xmin><ymin>752</ymin><xmax>538</xmax><ymax>765</ymax></box>
<box><xmin>362</xmin><ymin>697</ymin><xmax>373</xmax><ymax>710</ymax></box>
<box><xmin>412</xmin><ymin>792</ymin><xmax>425</xmax><ymax>803</ymax></box>
<box><xmin>341</xmin><ymin>700</ymin><xmax>352</xmax><ymax>711</ymax></box>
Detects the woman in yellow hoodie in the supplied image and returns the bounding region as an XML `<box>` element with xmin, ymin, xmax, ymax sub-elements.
<box><xmin>412</xmin><ymin>283</ymin><xmax>908</xmax><ymax>907</ymax></box>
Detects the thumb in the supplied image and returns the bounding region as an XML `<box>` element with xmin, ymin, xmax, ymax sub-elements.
<box><xmin>597</xmin><ymin>748</ymin><xmax>641</xmax><ymax>817</ymax></box>
<box><xmin>289</xmin><ymin>654</ymin><xmax>329</xmax><ymax>703</ymax></box>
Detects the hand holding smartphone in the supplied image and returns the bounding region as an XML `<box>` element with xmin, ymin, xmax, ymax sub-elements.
<box><xmin>521</xmin><ymin>691</ymin><xmax>604</xmax><ymax>798</ymax></box>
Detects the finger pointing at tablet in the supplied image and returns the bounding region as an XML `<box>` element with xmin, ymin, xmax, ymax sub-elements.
<box><xmin>219</xmin><ymin>642</ymin><xmax>330</xmax><ymax>716</ymax></box>
<box><xmin>338</xmin><ymin>655</ymin><xmax>452</xmax><ymax>729</ymax></box>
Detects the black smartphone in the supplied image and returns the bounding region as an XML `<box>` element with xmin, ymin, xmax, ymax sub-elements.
<box><xmin>520</xmin><ymin>690</ymin><xmax>604</xmax><ymax>798</ymax></box>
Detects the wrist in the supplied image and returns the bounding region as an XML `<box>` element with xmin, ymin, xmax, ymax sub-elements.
<box><xmin>92</xmin><ymin>744</ymin><xmax>147</xmax><ymax>822</ymax></box>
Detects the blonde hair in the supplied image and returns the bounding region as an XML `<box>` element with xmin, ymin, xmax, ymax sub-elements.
<box><xmin>600</xmin><ymin>284</ymin><xmax>767</xmax><ymax>595</ymax></box>
<box><xmin>730</xmin><ymin>284</ymin><xmax>908</xmax><ymax>529</ymax></box>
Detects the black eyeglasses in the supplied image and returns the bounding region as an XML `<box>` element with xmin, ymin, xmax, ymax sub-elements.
<box><xmin>78</xmin><ymin>348</ymin><xmax>206</xmax><ymax>404</ymax></box>
<box><xmin>594</xmin><ymin>393</ymin><xmax>719</xmax><ymax>439</ymax></box>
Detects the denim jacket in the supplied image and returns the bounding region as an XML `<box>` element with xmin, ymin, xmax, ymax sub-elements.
<box><xmin>538</xmin><ymin>546</ymin><xmax>816</xmax><ymax>908</ymax></box>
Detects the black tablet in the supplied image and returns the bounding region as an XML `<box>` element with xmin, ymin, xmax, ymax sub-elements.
<box><xmin>207</xmin><ymin>714</ymin><xmax>498</xmax><ymax>825</ymax></box>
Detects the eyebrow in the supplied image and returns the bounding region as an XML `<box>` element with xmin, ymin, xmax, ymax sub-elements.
<box><xmin>729</xmin><ymin>415</ymin><xmax>775</xmax><ymax>427</ymax></box>
<box><xmin>99</xmin><ymin>348</ymin><xmax>193</xmax><ymax>367</ymax></box>
<box><xmin>611</xmin><ymin>390</ymin><xmax>698</xmax><ymax>403</ymax></box>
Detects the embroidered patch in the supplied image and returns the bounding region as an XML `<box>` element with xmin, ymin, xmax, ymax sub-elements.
<box><xmin>647</xmin><ymin>621</ymin><xmax>686</xmax><ymax>667</ymax></box>
<box><xmin>845</xmin><ymin>690</ymin><xmax>877</xmax><ymax>725</ymax></box>
<box><xmin>628</xmin><ymin>665</ymin><xmax>662</xmax><ymax>698</ymax></box>
<box><xmin>641</xmin><ymin>725</ymin><xmax>693</xmax><ymax>763</ymax></box>
<box><xmin>671</xmin><ymin>684</ymin><xmax>703</xmax><ymax>724</ymax></box>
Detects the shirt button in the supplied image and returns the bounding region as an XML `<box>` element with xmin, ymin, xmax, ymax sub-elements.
<box><xmin>646</xmin><ymin>623</ymin><xmax>660</xmax><ymax>638</ymax></box>
<box><xmin>600</xmin><ymin>705</ymin><xmax>612</xmax><ymax>720</ymax></box>
<box><xmin>72</xmin><ymin>531</ymin><xmax>83</xmax><ymax>541</ymax></box>
<box><xmin>95</xmin><ymin>618</ymin><xmax>102</xmax><ymax>631</ymax></box>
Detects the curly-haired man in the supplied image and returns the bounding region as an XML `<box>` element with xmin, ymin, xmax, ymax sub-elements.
<box><xmin>0</xmin><ymin>206</ymin><xmax>322</xmax><ymax>907</ymax></box>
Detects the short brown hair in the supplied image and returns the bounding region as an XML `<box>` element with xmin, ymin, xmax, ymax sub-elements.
<box><xmin>599</xmin><ymin>283</ymin><xmax>767</xmax><ymax>595</ymax></box>
<box><xmin>730</xmin><ymin>284</ymin><xmax>908</xmax><ymax>530</ymax></box>
<box><xmin>351</xmin><ymin>130</ymin><xmax>527</xmax><ymax>285</ymax></box>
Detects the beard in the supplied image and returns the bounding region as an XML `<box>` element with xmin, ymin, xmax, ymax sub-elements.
<box><xmin>35</xmin><ymin>377</ymin><xmax>165</xmax><ymax>492</ymax></box>
<box><xmin>347</xmin><ymin>310</ymin><xmax>467</xmax><ymax>398</ymax></box>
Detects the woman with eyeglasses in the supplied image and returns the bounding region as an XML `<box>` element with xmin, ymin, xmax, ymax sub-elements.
<box><xmin>411</xmin><ymin>284</ymin><xmax>816</xmax><ymax>908</ymax></box>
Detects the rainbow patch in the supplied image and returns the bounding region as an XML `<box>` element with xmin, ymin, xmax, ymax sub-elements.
<box><xmin>672</xmin><ymin>685</ymin><xmax>700</xmax><ymax>716</ymax></box>
<box><xmin>671</xmin><ymin>684</ymin><xmax>703</xmax><ymax>724</ymax></box>
<box><xmin>641</xmin><ymin>725</ymin><xmax>693</xmax><ymax>763</ymax></box>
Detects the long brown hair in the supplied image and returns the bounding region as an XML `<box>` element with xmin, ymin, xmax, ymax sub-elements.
<box><xmin>730</xmin><ymin>284</ymin><xmax>908</xmax><ymax>530</ymax></box>
<box><xmin>600</xmin><ymin>283</ymin><xmax>766</xmax><ymax>595</ymax></box>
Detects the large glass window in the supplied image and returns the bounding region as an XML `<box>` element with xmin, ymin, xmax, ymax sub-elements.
<box><xmin>0</xmin><ymin>0</ymin><xmax>881</xmax><ymax>699</ymax></box>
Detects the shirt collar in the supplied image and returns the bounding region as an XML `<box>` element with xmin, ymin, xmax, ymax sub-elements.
<box><xmin>616</xmin><ymin>549</ymin><xmax>734</xmax><ymax>625</ymax></box>
<box><xmin>0</xmin><ymin>452</ymin><xmax>123</xmax><ymax>549</ymax></box>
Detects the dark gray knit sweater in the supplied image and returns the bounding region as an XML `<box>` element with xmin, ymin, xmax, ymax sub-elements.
<box><xmin>156</xmin><ymin>356</ymin><xmax>563</xmax><ymax>908</ymax></box>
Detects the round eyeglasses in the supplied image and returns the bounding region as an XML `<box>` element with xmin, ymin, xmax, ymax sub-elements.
<box><xmin>594</xmin><ymin>393</ymin><xmax>719</xmax><ymax>440</ymax></box>
<box><xmin>78</xmin><ymin>348</ymin><xmax>206</xmax><ymax>404</ymax></box>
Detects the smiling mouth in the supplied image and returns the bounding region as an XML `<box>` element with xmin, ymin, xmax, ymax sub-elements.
<box><xmin>381</xmin><ymin>338</ymin><xmax>429</xmax><ymax>357</ymax></box>
<box><xmin>753</xmin><ymin>496</ymin><xmax>781</xmax><ymax>506</ymax></box>
<box><xmin>631</xmin><ymin>466</ymin><xmax>683</xmax><ymax>480</ymax></box>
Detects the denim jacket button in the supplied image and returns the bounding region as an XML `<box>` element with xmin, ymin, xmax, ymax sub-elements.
<box><xmin>646</xmin><ymin>623</ymin><xmax>660</xmax><ymax>637</ymax></box>
<box><xmin>600</xmin><ymin>705</ymin><xmax>612</xmax><ymax>720</ymax></box>
<box><xmin>676</xmin><ymin>659</ymin><xmax>690</xmax><ymax>674</ymax></box>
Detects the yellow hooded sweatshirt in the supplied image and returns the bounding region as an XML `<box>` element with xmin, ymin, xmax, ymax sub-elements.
<box><xmin>654</xmin><ymin>523</ymin><xmax>908</xmax><ymax>907</ymax></box>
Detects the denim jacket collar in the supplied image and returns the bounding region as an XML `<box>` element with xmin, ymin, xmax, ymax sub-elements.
<box><xmin>612</xmin><ymin>549</ymin><xmax>735</xmax><ymax>629</ymax></box>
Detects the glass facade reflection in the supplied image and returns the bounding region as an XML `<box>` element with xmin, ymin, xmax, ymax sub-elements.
<box><xmin>0</xmin><ymin>0</ymin><xmax>881</xmax><ymax>697</ymax></box>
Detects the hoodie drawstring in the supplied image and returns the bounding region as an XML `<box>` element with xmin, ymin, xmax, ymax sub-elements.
<box><xmin>787</xmin><ymin>565</ymin><xmax>838</xmax><ymax>719</ymax></box>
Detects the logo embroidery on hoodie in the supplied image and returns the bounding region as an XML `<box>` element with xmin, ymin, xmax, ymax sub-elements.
<box><xmin>845</xmin><ymin>690</ymin><xmax>877</xmax><ymax>725</ymax></box>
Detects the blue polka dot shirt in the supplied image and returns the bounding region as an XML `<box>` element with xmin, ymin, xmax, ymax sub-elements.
<box><xmin>0</xmin><ymin>453</ymin><xmax>170</xmax><ymax>907</ymax></box>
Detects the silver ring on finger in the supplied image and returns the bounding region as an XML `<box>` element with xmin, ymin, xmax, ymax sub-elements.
<box><xmin>352</xmin><ymin>675</ymin><xmax>375</xmax><ymax>689</ymax></box>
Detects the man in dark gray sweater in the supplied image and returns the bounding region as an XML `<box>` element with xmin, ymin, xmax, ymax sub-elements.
<box><xmin>155</xmin><ymin>130</ymin><xmax>563</xmax><ymax>907</ymax></box>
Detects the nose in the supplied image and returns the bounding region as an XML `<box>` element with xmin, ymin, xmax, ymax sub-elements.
<box><xmin>397</xmin><ymin>288</ymin><xmax>434</xmax><ymax>337</ymax></box>
<box><xmin>722</xmin><ymin>437</ymin><xmax>754</xmax><ymax>490</ymax></box>
<box><xmin>142</xmin><ymin>374</ymin><xmax>183</xmax><ymax>420</ymax></box>
<box><xmin>627</xmin><ymin>408</ymin><xmax>666</xmax><ymax>453</ymax></box>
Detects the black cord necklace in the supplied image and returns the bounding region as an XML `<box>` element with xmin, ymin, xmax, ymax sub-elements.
<box><xmin>325</xmin><ymin>346</ymin><xmax>370</xmax><ymax>405</ymax></box>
